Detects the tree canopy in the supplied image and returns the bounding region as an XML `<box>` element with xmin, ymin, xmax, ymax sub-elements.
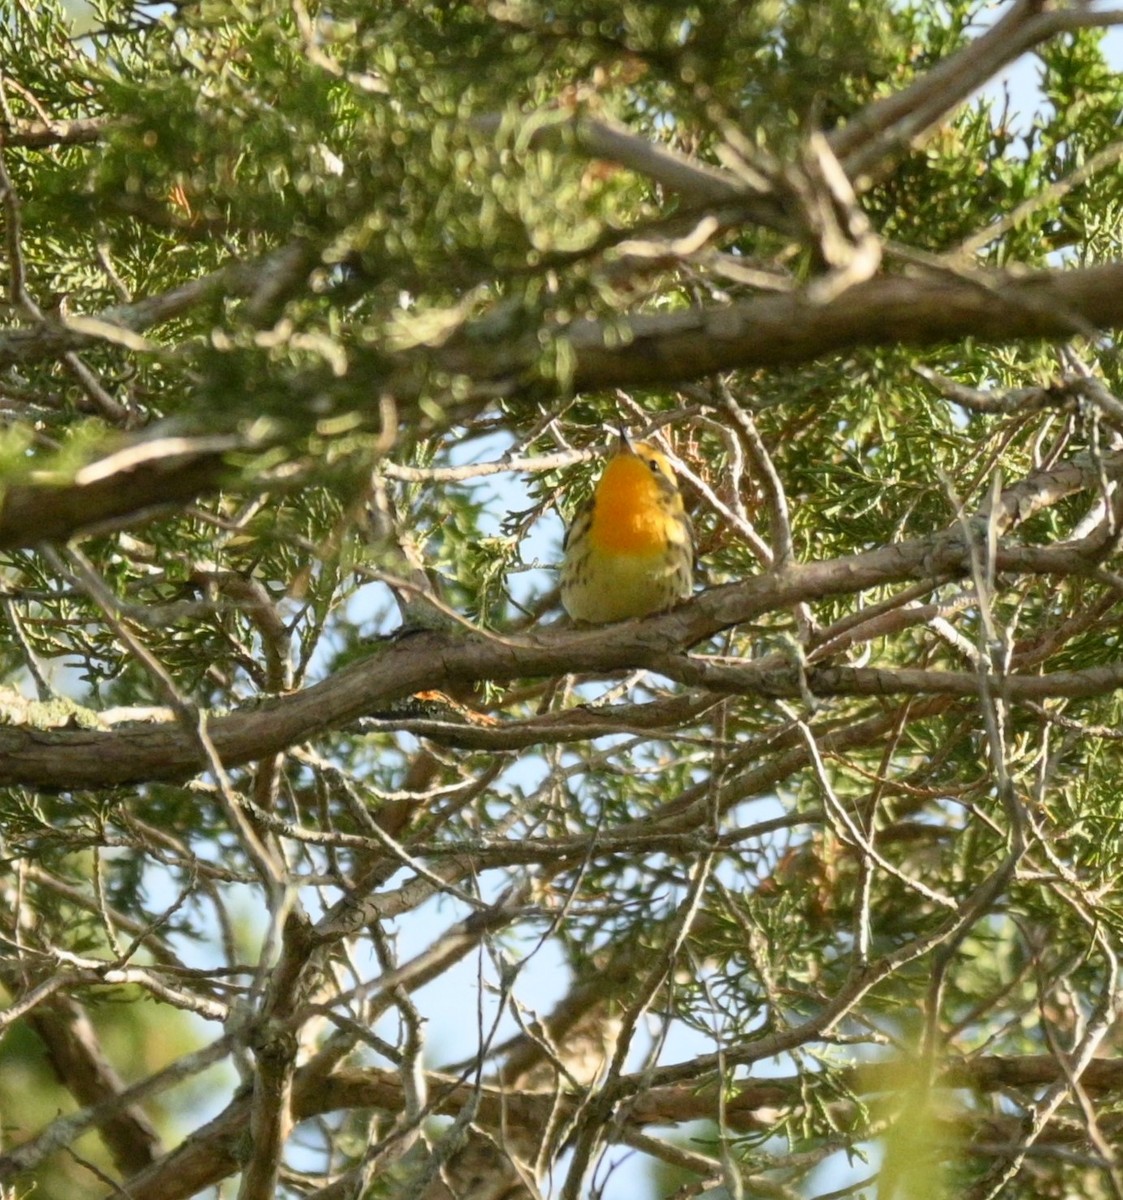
<box><xmin>3</xmin><ymin>1</ymin><xmax>1123</xmax><ymax>1198</ymax></box>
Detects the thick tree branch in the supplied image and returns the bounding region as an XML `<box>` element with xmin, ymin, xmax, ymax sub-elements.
<box><xmin>0</xmin><ymin>435</ymin><xmax>244</xmax><ymax>550</ymax></box>
<box><xmin>0</xmin><ymin>115</ymin><xmax>109</xmax><ymax>147</ymax></box>
<box><xmin>93</xmin><ymin>1048</ymin><xmax>1123</xmax><ymax>1200</ymax></box>
<box><xmin>43</xmin><ymin>250</ymin><xmax>1123</xmax><ymax>398</ymax></box>
<box><xmin>2</xmin><ymin>452</ymin><xmax>1120</xmax><ymax>791</ymax></box>
<box><xmin>551</xmin><ymin>261</ymin><xmax>1123</xmax><ymax>389</ymax></box>
<box><xmin>2</xmin><ymin>262</ymin><xmax>1122</xmax><ymax>551</ymax></box>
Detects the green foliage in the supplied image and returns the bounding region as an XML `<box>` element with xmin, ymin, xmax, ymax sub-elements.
<box><xmin>2</xmin><ymin>2</ymin><xmax>1123</xmax><ymax>1199</ymax></box>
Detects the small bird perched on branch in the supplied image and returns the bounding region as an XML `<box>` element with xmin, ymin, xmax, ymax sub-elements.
<box><xmin>561</xmin><ymin>427</ymin><xmax>694</xmax><ymax>624</ymax></box>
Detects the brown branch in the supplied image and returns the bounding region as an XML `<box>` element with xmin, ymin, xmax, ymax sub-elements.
<box><xmin>831</xmin><ymin>1</ymin><xmax>1123</xmax><ymax>178</ymax></box>
<box><xmin>633</xmin><ymin>1052</ymin><xmax>1123</xmax><ymax>1128</ymax></box>
<box><xmin>237</xmin><ymin>911</ymin><xmax>313</xmax><ymax>1200</ymax></box>
<box><xmin>0</xmin><ymin>435</ymin><xmax>244</xmax><ymax>550</ymax></box>
<box><xmin>1</xmin><ymin>281</ymin><xmax>1118</xmax><ymax>552</ymax></box>
<box><xmin>350</xmin><ymin>689</ymin><xmax>722</xmax><ymax>748</ymax></box>
<box><xmin>550</xmin><ymin>261</ymin><xmax>1123</xmax><ymax>390</ymax></box>
<box><xmin>94</xmin><ymin>1046</ymin><xmax>1123</xmax><ymax>1200</ymax></box>
<box><xmin>476</xmin><ymin>5</ymin><xmax>1123</xmax><ymax>225</ymax></box>
<box><xmin>0</xmin><ymin>709</ymin><xmax>985</xmax><ymax>1200</ymax></box>
<box><xmin>472</xmin><ymin>111</ymin><xmax>746</xmax><ymax>208</ymax></box>
<box><xmin>0</xmin><ymin>1033</ymin><xmax>237</xmax><ymax>1187</ymax></box>
<box><xmin>97</xmin><ymin>1091</ymin><xmax>252</xmax><ymax>1200</ymax></box>
<box><xmin>1</xmin><ymin>467</ymin><xmax>1121</xmax><ymax>792</ymax></box>
<box><xmin>657</xmin><ymin>658</ymin><xmax>1123</xmax><ymax>704</ymax></box>
<box><xmin>0</xmin><ymin>242</ymin><xmax>319</xmax><ymax>370</ymax></box>
<box><xmin>267</xmin><ymin>704</ymin><xmax>937</xmax><ymax>873</ymax></box>
<box><xmin>0</xmin><ymin>615</ymin><xmax>1068</xmax><ymax>789</ymax></box>
<box><xmin>239</xmin><ymin>1031</ymin><xmax>296</xmax><ymax>1200</ymax></box>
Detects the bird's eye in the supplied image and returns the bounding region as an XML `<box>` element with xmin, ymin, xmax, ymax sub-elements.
<box><xmin>647</xmin><ymin>458</ymin><xmax>663</xmax><ymax>475</ymax></box>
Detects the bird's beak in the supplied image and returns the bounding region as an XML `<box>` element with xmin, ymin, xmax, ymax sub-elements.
<box><xmin>615</xmin><ymin>424</ymin><xmax>635</xmax><ymax>455</ymax></box>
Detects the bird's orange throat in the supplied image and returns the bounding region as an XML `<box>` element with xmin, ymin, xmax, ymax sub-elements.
<box><xmin>590</xmin><ymin>455</ymin><xmax>669</xmax><ymax>553</ymax></box>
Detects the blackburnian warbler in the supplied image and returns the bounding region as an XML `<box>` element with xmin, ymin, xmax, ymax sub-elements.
<box><xmin>561</xmin><ymin>429</ymin><xmax>694</xmax><ymax>624</ymax></box>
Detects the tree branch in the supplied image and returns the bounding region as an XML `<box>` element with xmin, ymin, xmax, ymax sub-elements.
<box><xmin>2</xmin><ymin>455</ymin><xmax>1121</xmax><ymax>791</ymax></box>
<box><xmin>93</xmin><ymin>1047</ymin><xmax>1123</xmax><ymax>1200</ymax></box>
<box><xmin>3</xmin><ymin>260</ymin><xmax>1122</xmax><ymax>552</ymax></box>
<box><xmin>0</xmin><ymin>434</ymin><xmax>246</xmax><ymax>550</ymax></box>
<box><xmin>550</xmin><ymin>261</ymin><xmax>1123</xmax><ymax>390</ymax></box>
<box><xmin>0</xmin><ymin>243</ymin><xmax>318</xmax><ymax>370</ymax></box>
<box><xmin>0</xmin><ymin>111</ymin><xmax>108</xmax><ymax>148</ymax></box>
<box><xmin>831</xmin><ymin>1</ymin><xmax>1123</xmax><ymax>178</ymax></box>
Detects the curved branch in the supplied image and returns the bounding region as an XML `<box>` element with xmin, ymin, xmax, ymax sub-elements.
<box><xmin>2</xmin><ymin>450</ymin><xmax>1120</xmax><ymax>790</ymax></box>
<box><xmin>0</xmin><ymin>260</ymin><xmax>1120</xmax><ymax>559</ymax></box>
<box><xmin>94</xmin><ymin>1049</ymin><xmax>1123</xmax><ymax>1200</ymax></box>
